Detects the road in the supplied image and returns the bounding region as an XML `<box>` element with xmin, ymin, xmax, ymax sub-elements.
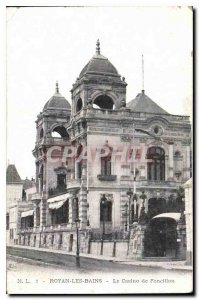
<box><xmin>7</xmin><ymin>255</ymin><xmax>193</xmax><ymax>294</ymax></box>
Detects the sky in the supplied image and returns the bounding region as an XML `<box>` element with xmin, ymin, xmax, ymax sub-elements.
<box><xmin>6</xmin><ymin>6</ymin><xmax>193</xmax><ymax>179</ymax></box>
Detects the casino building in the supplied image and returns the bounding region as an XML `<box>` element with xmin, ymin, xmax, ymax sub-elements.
<box><xmin>18</xmin><ymin>41</ymin><xmax>191</xmax><ymax>260</ymax></box>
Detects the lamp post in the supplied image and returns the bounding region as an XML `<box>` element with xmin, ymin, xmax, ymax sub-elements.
<box><xmin>75</xmin><ymin>218</ymin><xmax>81</xmax><ymax>268</ymax></box>
<box><xmin>100</xmin><ymin>194</ymin><xmax>107</xmax><ymax>255</ymax></box>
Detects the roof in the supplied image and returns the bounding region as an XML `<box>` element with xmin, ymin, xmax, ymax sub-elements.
<box><xmin>43</xmin><ymin>92</ymin><xmax>71</xmax><ymax>112</ymax></box>
<box><xmin>127</xmin><ymin>91</ymin><xmax>169</xmax><ymax>115</ymax></box>
<box><xmin>43</xmin><ymin>82</ymin><xmax>71</xmax><ymax>112</ymax></box>
<box><xmin>79</xmin><ymin>54</ymin><xmax>119</xmax><ymax>78</ymax></box>
<box><xmin>79</xmin><ymin>40</ymin><xmax>119</xmax><ymax>78</ymax></box>
<box><xmin>6</xmin><ymin>164</ymin><xmax>22</xmax><ymax>184</ymax></box>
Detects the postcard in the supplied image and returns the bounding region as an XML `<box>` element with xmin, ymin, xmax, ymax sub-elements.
<box><xmin>6</xmin><ymin>5</ymin><xmax>193</xmax><ymax>294</ymax></box>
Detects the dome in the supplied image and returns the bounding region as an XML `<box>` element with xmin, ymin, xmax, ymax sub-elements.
<box><xmin>79</xmin><ymin>40</ymin><xmax>119</xmax><ymax>78</ymax></box>
<box><xmin>43</xmin><ymin>82</ymin><xmax>71</xmax><ymax>112</ymax></box>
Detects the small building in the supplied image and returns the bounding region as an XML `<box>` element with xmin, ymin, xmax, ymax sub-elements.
<box><xmin>6</xmin><ymin>165</ymin><xmax>35</xmax><ymax>245</ymax></box>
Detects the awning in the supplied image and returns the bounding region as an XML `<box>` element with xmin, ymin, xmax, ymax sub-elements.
<box><xmin>48</xmin><ymin>199</ymin><xmax>67</xmax><ymax>210</ymax></box>
<box><xmin>47</xmin><ymin>193</ymin><xmax>70</xmax><ymax>210</ymax></box>
<box><xmin>21</xmin><ymin>209</ymin><xmax>34</xmax><ymax>218</ymax></box>
<box><xmin>152</xmin><ymin>212</ymin><xmax>181</xmax><ymax>221</ymax></box>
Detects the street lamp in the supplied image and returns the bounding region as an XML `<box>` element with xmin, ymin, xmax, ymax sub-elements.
<box><xmin>100</xmin><ymin>194</ymin><xmax>107</xmax><ymax>255</ymax></box>
<box><xmin>75</xmin><ymin>218</ymin><xmax>81</xmax><ymax>268</ymax></box>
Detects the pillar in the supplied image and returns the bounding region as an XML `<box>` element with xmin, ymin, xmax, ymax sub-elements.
<box><xmin>79</xmin><ymin>187</ymin><xmax>88</xmax><ymax>230</ymax></box>
<box><xmin>120</xmin><ymin>190</ymin><xmax>128</xmax><ymax>230</ymax></box>
<box><xmin>168</xmin><ymin>142</ymin><xmax>174</xmax><ymax>180</ymax></box>
<box><xmin>33</xmin><ymin>203</ymin><xmax>37</xmax><ymax>227</ymax></box>
<box><xmin>69</xmin><ymin>196</ymin><xmax>74</xmax><ymax>224</ymax></box>
<box><xmin>40</xmin><ymin>197</ymin><xmax>47</xmax><ymax>227</ymax></box>
<box><xmin>184</xmin><ymin>145</ymin><xmax>191</xmax><ymax>180</ymax></box>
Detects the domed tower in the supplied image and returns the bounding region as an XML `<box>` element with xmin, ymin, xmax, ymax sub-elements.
<box><xmin>71</xmin><ymin>40</ymin><xmax>127</xmax><ymax>116</ymax></box>
<box><xmin>33</xmin><ymin>82</ymin><xmax>71</xmax><ymax>199</ymax></box>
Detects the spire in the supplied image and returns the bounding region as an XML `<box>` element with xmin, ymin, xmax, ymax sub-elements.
<box><xmin>96</xmin><ymin>39</ymin><xmax>100</xmax><ymax>55</ymax></box>
<box><xmin>142</xmin><ymin>54</ymin><xmax>145</xmax><ymax>94</ymax></box>
<box><xmin>55</xmin><ymin>81</ymin><xmax>59</xmax><ymax>93</ymax></box>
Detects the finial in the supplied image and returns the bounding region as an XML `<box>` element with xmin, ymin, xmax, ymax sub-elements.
<box><xmin>142</xmin><ymin>54</ymin><xmax>145</xmax><ymax>93</ymax></box>
<box><xmin>56</xmin><ymin>81</ymin><xmax>59</xmax><ymax>93</ymax></box>
<box><xmin>96</xmin><ymin>39</ymin><xmax>100</xmax><ymax>55</ymax></box>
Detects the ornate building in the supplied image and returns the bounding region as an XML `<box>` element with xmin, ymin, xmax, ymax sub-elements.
<box><xmin>18</xmin><ymin>41</ymin><xmax>191</xmax><ymax>260</ymax></box>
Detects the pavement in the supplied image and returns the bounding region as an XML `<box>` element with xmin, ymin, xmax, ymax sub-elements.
<box><xmin>7</xmin><ymin>244</ymin><xmax>192</xmax><ymax>271</ymax></box>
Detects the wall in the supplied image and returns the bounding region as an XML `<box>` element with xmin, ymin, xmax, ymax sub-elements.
<box><xmin>87</xmin><ymin>190</ymin><xmax>121</xmax><ymax>229</ymax></box>
<box><xmin>6</xmin><ymin>183</ymin><xmax>23</xmax><ymax>212</ymax></box>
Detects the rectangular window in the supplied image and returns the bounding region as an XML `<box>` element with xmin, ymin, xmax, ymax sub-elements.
<box><xmin>101</xmin><ymin>158</ymin><xmax>111</xmax><ymax>176</ymax></box>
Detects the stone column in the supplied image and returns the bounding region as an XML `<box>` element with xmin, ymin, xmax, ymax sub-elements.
<box><xmin>69</xmin><ymin>196</ymin><xmax>74</xmax><ymax>225</ymax></box>
<box><xmin>120</xmin><ymin>190</ymin><xmax>128</xmax><ymax>230</ymax></box>
<box><xmin>40</xmin><ymin>196</ymin><xmax>47</xmax><ymax>227</ymax></box>
<box><xmin>75</xmin><ymin>162</ymin><xmax>78</xmax><ymax>180</ymax></box>
<box><xmin>168</xmin><ymin>142</ymin><xmax>174</xmax><ymax>180</ymax></box>
<box><xmin>184</xmin><ymin>145</ymin><xmax>190</xmax><ymax>180</ymax></box>
<box><xmin>79</xmin><ymin>187</ymin><xmax>88</xmax><ymax>230</ymax></box>
<box><xmin>33</xmin><ymin>202</ymin><xmax>40</xmax><ymax>227</ymax></box>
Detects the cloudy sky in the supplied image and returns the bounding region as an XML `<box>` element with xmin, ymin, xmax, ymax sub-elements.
<box><xmin>6</xmin><ymin>6</ymin><xmax>192</xmax><ymax>179</ymax></box>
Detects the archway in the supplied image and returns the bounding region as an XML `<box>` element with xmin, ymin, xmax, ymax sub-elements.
<box><xmin>93</xmin><ymin>95</ymin><xmax>115</xmax><ymax>110</ymax></box>
<box><xmin>144</xmin><ymin>217</ymin><xmax>177</xmax><ymax>258</ymax></box>
<box><xmin>51</xmin><ymin>126</ymin><xmax>69</xmax><ymax>139</ymax></box>
<box><xmin>76</xmin><ymin>98</ymin><xmax>83</xmax><ymax>113</ymax></box>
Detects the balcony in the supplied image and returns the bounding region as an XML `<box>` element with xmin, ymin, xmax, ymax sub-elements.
<box><xmin>72</xmin><ymin>107</ymin><xmax>190</xmax><ymax>124</ymax></box>
<box><xmin>97</xmin><ymin>174</ymin><xmax>117</xmax><ymax>181</ymax></box>
<box><xmin>137</xmin><ymin>180</ymin><xmax>178</xmax><ymax>188</ymax></box>
<box><xmin>48</xmin><ymin>186</ymin><xmax>67</xmax><ymax>198</ymax></box>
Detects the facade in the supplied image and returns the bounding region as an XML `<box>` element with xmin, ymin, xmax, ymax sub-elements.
<box><xmin>6</xmin><ymin>165</ymin><xmax>35</xmax><ymax>245</ymax></box>
<box><xmin>17</xmin><ymin>41</ymin><xmax>191</xmax><ymax>260</ymax></box>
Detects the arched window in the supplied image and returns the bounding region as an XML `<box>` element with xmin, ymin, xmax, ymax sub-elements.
<box><xmin>147</xmin><ymin>147</ymin><xmax>165</xmax><ymax>181</ymax></box>
<box><xmin>100</xmin><ymin>201</ymin><xmax>112</xmax><ymax>222</ymax></box>
<box><xmin>93</xmin><ymin>95</ymin><xmax>115</xmax><ymax>110</ymax></box>
<box><xmin>40</xmin><ymin>128</ymin><xmax>44</xmax><ymax>139</ymax></box>
<box><xmin>76</xmin><ymin>98</ymin><xmax>83</xmax><ymax>113</ymax></box>
<box><xmin>51</xmin><ymin>126</ymin><xmax>69</xmax><ymax>139</ymax></box>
